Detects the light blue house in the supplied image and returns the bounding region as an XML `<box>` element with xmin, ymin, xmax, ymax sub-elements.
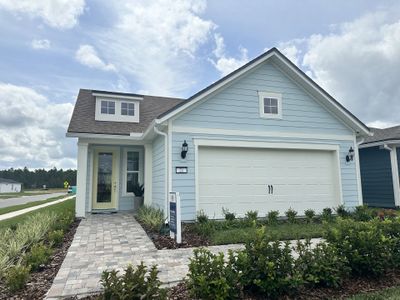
<box><xmin>67</xmin><ymin>48</ymin><xmax>371</xmax><ymax>220</ymax></box>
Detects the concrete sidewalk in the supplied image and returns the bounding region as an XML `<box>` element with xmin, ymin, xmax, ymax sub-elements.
<box><xmin>0</xmin><ymin>195</ymin><xmax>75</xmax><ymax>222</ymax></box>
<box><xmin>0</xmin><ymin>192</ymin><xmax>67</xmax><ymax>209</ymax></box>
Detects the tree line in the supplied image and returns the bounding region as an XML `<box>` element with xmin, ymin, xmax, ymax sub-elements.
<box><xmin>0</xmin><ymin>167</ymin><xmax>77</xmax><ymax>189</ymax></box>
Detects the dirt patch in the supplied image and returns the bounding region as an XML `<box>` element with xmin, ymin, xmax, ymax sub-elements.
<box><xmin>136</xmin><ymin>219</ymin><xmax>210</xmax><ymax>249</ymax></box>
<box><xmin>0</xmin><ymin>219</ymin><xmax>81</xmax><ymax>300</ymax></box>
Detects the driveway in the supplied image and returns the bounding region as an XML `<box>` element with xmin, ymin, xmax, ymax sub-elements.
<box><xmin>0</xmin><ymin>192</ymin><xmax>67</xmax><ymax>209</ymax></box>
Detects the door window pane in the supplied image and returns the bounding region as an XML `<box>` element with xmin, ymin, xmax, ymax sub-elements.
<box><xmin>97</xmin><ymin>152</ymin><xmax>113</xmax><ymax>203</ymax></box>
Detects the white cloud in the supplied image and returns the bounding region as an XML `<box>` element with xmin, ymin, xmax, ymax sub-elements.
<box><xmin>93</xmin><ymin>0</ymin><xmax>215</xmax><ymax>96</ymax></box>
<box><xmin>367</xmin><ymin>120</ymin><xmax>397</xmax><ymax>129</ymax></box>
<box><xmin>75</xmin><ymin>45</ymin><xmax>116</xmax><ymax>72</ymax></box>
<box><xmin>210</xmin><ymin>33</ymin><xmax>249</xmax><ymax>76</ymax></box>
<box><xmin>0</xmin><ymin>83</ymin><xmax>75</xmax><ymax>169</ymax></box>
<box><xmin>0</xmin><ymin>0</ymin><xmax>85</xmax><ymax>29</ymax></box>
<box><xmin>31</xmin><ymin>39</ymin><xmax>50</xmax><ymax>50</ymax></box>
<box><xmin>281</xmin><ymin>11</ymin><xmax>400</xmax><ymax>126</ymax></box>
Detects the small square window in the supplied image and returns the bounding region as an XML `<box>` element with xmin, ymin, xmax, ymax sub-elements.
<box><xmin>121</xmin><ymin>102</ymin><xmax>135</xmax><ymax>116</ymax></box>
<box><xmin>264</xmin><ymin>97</ymin><xmax>278</xmax><ymax>114</ymax></box>
<box><xmin>258</xmin><ymin>92</ymin><xmax>282</xmax><ymax>119</ymax></box>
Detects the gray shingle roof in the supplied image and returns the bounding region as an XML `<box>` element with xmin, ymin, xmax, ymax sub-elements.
<box><xmin>67</xmin><ymin>89</ymin><xmax>184</xmax><ymax>136</ymax></box>
<box><xmin>362</xmin><ymin>125</ymin><xmax>400</xmax><ymax>145</ymax></box>
<box><xmin>0</xmin><ymin>178</ymin><xmax>21</xmax><ymax>184</ymax></box>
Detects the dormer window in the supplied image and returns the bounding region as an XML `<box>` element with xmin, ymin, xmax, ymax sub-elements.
<box><xmin>121</xmin><ymin>102</ymin><xmax>135</xmax><ymax>116</ymax></box>
<box><xmin>258</xmin><ymin>91</ymin><xmax>282</xmax><ymax>119</ymax></box>
<box><xmin>101</xmin><ymin>100</ymin><xmax>115</xmax><ymax>115</ymax></box>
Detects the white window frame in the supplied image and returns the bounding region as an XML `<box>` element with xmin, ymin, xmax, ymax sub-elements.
<box><xmin>122</xmin><ymin>148</ymin><xmax>144</xmax><ymax>197</ymax></box>
<box><xmin>95</xmin><ymin>97</ymin><xmax>140</xmax><ymax>123</ymax></box>
<box><xmin>258</xmin><ymin>91</ymin><xmax>282</xmax><ymax>119</ymax></box>
<box><xmin>121</xmin><ymin>102</ymin><xmax>135</xmax><ymax>116</ymax></box>
<box><xmin>101</xmin><ymin>100</ymin><xmax>115</xmax><ymax>115</ymax></box>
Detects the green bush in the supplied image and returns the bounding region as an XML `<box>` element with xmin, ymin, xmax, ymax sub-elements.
<box><xmin>238</xmin><ymin>227</ymin><xmax>301</xmax><ymax>297</ymax></box>
<box><xmin>285</xmin><ymin>208</ymin><xmax>297</xmax><ymax>224</ymax></box>
<box><xmin>48</xmin><ymin>229</ymin><xmax>64</xmax><ymax>246</ymax></box>
<box><xmin>53</xmin><ymin>212</ymin><xmax>75</xmax><ymax>231</ymax></box>
<box><xmin>26</xmin><ymin>243</ymin><xmax>53</xmax><ymax>271</ymax></box>
<box><xmin>304</xmin><ymin>209</ymin><xmax>315</xmax><ymax>223</ymax></box>
<box><xmin>266</xmin><ymin>210</ymin><xmax>279</xmax><ymax>225</ymax></box>
<box><xmin>352</xmin><ymin>205</ymin><xmax>373</xmax><ymax>222</ymax></box>
<box><xmin>136</xmin><ymin>206</ymin><xmax>164</xmax><ymax>231</ymax></box>
<box><xmin>245</xmin><ymin>210</ymin><xmax>258</xmax><ymax>222</ymax></box>
<box><xmin>295</xmin><ymin>240</ymin><xmax>349</xmax><ymax>287</ymax></box>
<box><xmin>325</xmin><ymin>218</ymin><xmax>393</xmax><ymax>276</ymax></box>
<box><xmin>321</xmin><ymin>208</ymin><xmax>333</xmax><ymax>222</ymax></box>
<box><xmin>101</xmin><ymin>263</ymin><xmax>166</xmax><ymax>300</ymax></box>
<box><xmin>222</xmin><ymin>208</ymin><xmax>236</xmax><ymax>221</ymax></box>
<box><xmin>5</xmin><ymin>264</ymin><xmax>31</xmax><ymax>292</ymax></box>
<box><xmin>335</xmin><ymin>205</ymin><xmax>349</xmax><ymax>218</ymax></box>
<box><xmin>187</xmin><ymin>248</ymin><xmax>241</xmax><ymax>300</ymax></box>
<box><xmin>196</xmin><ymin>210</ymin><xmax>209</xmax><ymax>224</ymax></box>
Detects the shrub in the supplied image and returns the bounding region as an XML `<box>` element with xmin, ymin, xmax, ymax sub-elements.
<box><xmin>335</xmin><ymin>205</ymin><xmax>349</xmax><ymax>218</ymax></box>
<box><xmin>101</xmin><ymin>263</ymin><xmax>166</xmax><ymax>300</ymax></box>
<box><xmin>132</xmin><ymin>183</ymin><xmax>145</xmax><ymax>197</ymax></box>
<box><xmin>53</xmin><ymin>212</ymin><xmax>75</xmax><ymax>231</ymax></box>
<box><xmin>136</xmin><ymin>206</ymin><xmax>164</xmax><ymax>231</ymax></box>
<box><xmin>245</xmin><ymin>210</ymin><xmax>258</xmax><ymax>222</ymax></box>
<box><xmin>304</xmin><ymin>209</ymin><xmax>315</xmax><ymax>223</ymax></box>
<box><xmin>187</xmin><ymin>248</ymin><xmax>241</xmax><ymax>300</ymax></box>
<box><xmin>196</xmin><ymin>210</ymin><xmax>209</xmax><ymax>224</ymax></box>
<box><xmin>325</xmin><ymin>218</ymin><xmax>393</xmax><ymax>276</ymax></box>
<box><xmin>238</xmin><ymin>227</ymin><xmax>301</xmax><ymax>297</ymax></box>
<box><xmin>295</xmin><ymin>240</ymin><xmax>349</xmax><ymax>287</ymax></box>
<box><xmin>285</xmin><ymin>208</ymin><xmax>297</xmax><ymax>224</ymax></box>
<box><xmin>321</xmin><ymin>208</ymin><xmax>333</xmax><ymax>222</ymax></box>
<box><xmin>26</xmin><ymin>243</ymin><xmax>53</xmax><ymax>271</ymax></box>
<box><xmin>48</xmin><ymin>230</ymin><xmax>64</xmax><ymax>246</ymax></box>
<box><xmin>5</xmin><ymin>264</ymin><xmax>30</xmax><ymax>292</ymax></box>
<box><xmin>222</xmin><ymin>208</ymin><xmax>236</xmax><ymax>221</ymax></box>
<box><xmin>352</xmin><ymin>205</ymin><xmax>373</xmax><ymax>222</ymax></box>
<box><xmin>267</xmin><ymin>210</ymin><xmax>279</xmax><ymax>225</ymax></box>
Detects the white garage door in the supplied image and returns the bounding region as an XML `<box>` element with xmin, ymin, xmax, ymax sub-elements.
<box><xmin>198</xmin><ymin>146</ymin><xmax>340</xmax><ymax>219</ymax></box>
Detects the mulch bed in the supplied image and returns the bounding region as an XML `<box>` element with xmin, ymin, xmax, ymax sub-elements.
<box><xmin>136</xmin><ymin>219</ymin><xmax>210</xmax><ymax>249</ymax></box>
<box><xmin>0</xmin><ymin>218</ymin><xmax>81</xmax><ymax>300</ymax></box>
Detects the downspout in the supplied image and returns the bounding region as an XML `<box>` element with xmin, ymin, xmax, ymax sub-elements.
<box><xmin>154</xmin><ymin>125</ymin><xmax>169</xmax><ymax>220</ymax></box>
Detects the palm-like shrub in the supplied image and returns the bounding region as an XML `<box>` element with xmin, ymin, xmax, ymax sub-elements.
<box><xmin>136</xmin><ymin>205</ymin><xmax>164</xmax><ymax>231</ymax></box>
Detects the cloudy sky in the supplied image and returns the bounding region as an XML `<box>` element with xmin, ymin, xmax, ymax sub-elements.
<box><xmin>1</xmin><ymin>0</ymin><xmax>400</xmax><ymax>170</ymax></box>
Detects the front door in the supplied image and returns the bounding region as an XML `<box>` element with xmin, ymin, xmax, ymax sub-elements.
<box><xmin>92</xmin><ymin>148</ymin><xmax>119</xmax><ymax>210</ymax></box>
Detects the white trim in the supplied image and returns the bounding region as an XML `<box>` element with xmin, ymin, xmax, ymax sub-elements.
<box><xmin>390</xmin><ymin>146</ymin><xmax>400</xmax><ymax>206</ymax></box>
<box><xmin>88</xmin><ymin>149</ymin><xmax>93</xmax><ymax>212</ymax></box>
<box><xmin>156</xmin><ymin>50</ymin><xmax>370</xmax><ymax>136</ymax></box>
<box><xmin>66</xmin><ymin>132</ymin><xmax>143</xmax><ymax>139</ymax></box>
<box><xmin>354</xmin><ymin>135</ymin><xmax>364</xmax><ymax>205</ymax></box>
<box><xmin>95</xmin><ymin>97</ymin><xmax>140</xmax><ymax>123</ymax></box>
<box><xmin>194</xmin><ymin>139</ymin><xmax>343</xmax><ymax>215</ymax></box>
<box><xmin>258</xmin><ymin>91</ymin><xmax>282</xmax><ymax>119</ymax></box>
<box><xmin>121</xmin><ymin>148</ymin><xmax>144</xmax><ymax>197</ymax></box>
<box><xmin>359</xmin><ymin>140</ymin><xmax>400</xmax><ymax>149</ymax></box>
<box><xmin>144</xmin><ymin>144</ymin><xmax>153</xmax><ymax>205</ymax></box>
<box><xmin>154</xmin><ymin>125</ymin><xmax>169</xmax><ymax>218</ymax></box>
<box><xmin>92</xmin><ymin>92</ymin><xmax>143</xmax><ymax>101</ymax></box>
<box><xmin>168</xmin><ymin>120</ymin><xmax>173</xmax><ymax>193</ymax></box>
<box><xmin>173</xmin><ymin>126</ymin><xmax>354</xmax><ymax>141</ymax></box>
<box><xmin>76</xmin><ymin>142</ymin><xmax>88</xmax><ymax>217</ymax></box>
<box><xmin>193</xmin><ymin>139</ymin><xmax>340</xmax><ymax>151</ymax></box>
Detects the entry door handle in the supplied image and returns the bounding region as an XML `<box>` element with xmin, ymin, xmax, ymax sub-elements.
<box><xmin>113</xmin><ymin>182</ymin><xmax>117</xmax><ymax>192</ymax></box>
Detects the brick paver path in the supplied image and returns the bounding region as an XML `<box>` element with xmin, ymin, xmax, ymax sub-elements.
<box><xmin>46</xmin><ymin>213</ymin><xmax>321</xmax><ymax>299</ymax></box>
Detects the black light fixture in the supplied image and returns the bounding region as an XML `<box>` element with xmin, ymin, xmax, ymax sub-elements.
<box><xmin>346</xmin><ymin>147</ymin><xmax>355</xmax><ymax>162</ymax></box>
<box><xmin>181</xmin><ymin>140</ymin><xmax>188</xmax><ymax>159</ymax></box>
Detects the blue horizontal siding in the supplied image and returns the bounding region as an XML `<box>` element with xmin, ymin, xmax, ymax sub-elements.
<box><xmin>360</xmin><ymin>146</ymin><xmax>395</xmax><ymax>208</ymax></box>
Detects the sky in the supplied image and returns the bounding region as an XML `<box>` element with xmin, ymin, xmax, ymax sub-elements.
<box><xmin>0</xmin><ymin>0</ymin><xmax>400</xmax><ymax>170</ymax></box>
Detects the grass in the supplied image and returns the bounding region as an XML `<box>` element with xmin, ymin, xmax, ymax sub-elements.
<box><xmin>0</xmin><ymin>188</ymin><xmax>66</xmax><ymax>200</ymax></box>
<box><xmin>0</xmin><ymin>195</ymin><xmax>68</xmax><ymax>216</ymax></box>
<box><xmin>209</xmin><ymin>222</ymin><xmax>325</xmax><ymax>245</ymax></box>
<box><xmin>347</xmin><ymin>286</ymin><xmax>400</xmax><ymax>299</ymax></box>
<box><xmin>0</xmin><ymin>198</ymin><xmax>75</xmax><ymax>230</ymax></box>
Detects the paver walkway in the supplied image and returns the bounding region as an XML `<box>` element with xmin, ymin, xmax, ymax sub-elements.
<box><xmin>46</xmin><ymin>213</ymin><xmax>321</xmax><ymax>299</ymax></box>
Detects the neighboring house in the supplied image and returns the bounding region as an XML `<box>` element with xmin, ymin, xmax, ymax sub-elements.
<box><xmin>359</xmin><ymin>126</ymin><xmax>400</xmax><ymax>208</ymax></box>
<box><xmin>67</xmin><ymin>48</ymin><xmax>371</xmax><ymax>220</ymax></box>
<box><xmin>0</xmin><ymin>178</ymin><xmax>22</xmax><ymax>193</ymax></box>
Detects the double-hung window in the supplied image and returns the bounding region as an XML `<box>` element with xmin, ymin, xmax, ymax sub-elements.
<box><xmin>100</xmin><ymin>100</ymin><xmax>115</xmax><ymax>114</ymax></box>
<box><xmin>121</xmin><ymin>102</ymin><xmax>135</xmax><ymax>116</ymax></box>
<box><xmin>126</xmin><ymin>151</ymin><xmax>139</xmax><ymax>194</ymax></box>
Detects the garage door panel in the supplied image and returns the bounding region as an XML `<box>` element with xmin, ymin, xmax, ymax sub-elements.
<box><xmin>198</xmin><ymin>146</ymin><xmax>340</xmax><ymax>219</ymax></box>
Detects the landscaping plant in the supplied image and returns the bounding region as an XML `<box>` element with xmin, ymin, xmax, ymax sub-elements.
<box><xmin>48</xmin><ymin>229</ymin><xmax>64</xmax><ymax>246</ymax></box>
<box><xmin>26</xmin><ymin>243</ymin><xmax>53</xmax><ymax>271</ymax></box>
<box><xmin>136</xmin><ymin>205</ymin><xmax>164</xmax><ymax>231</ymax></box>
<box><xmin>245</xmin><ymin>210</ymin><xmax>258</xmax><ymax>222</ymax></box>
<box><xmin>187</xmin><ymin>248</ymin><xmax>241</xmax><ymax>300</ymax></box>
<box><xmin>285</xmin><ymin>208</ymin><xmax>297</xmax><ymax>224</ymax></box>
<box><xmin>222</xmin><ymin>208</ymin><xmax>236</xmax><ymax>221</ymax></box>
<box><xmin>101</xmin><ymin>263</ymin><xmax>166</xmax><ymax>300</ymax></box>
<box><xmin>335</xmin><ymin>205</ymin><xmax>349</xmax><ymax>218</ymax></box>
<box><xmin>321</xmin><ymin>207</ymin><xmax>333</xmax><ymax>222</ymax></box>
<box><xmin>266</xmin><ymin>210</ymin><xmax>279</xmax><ymax>225</ymax></box>
<box><xmin>304</xmin><ymin>209</ymin><xmax>316</xmax><ymax>223</ymax></box>
<box><xmin>196</xmin><ymin>210</ymin><xmax>209</xmax><ymax>224</ymax></box>
<box><xmin>4</xmin><ymin>264</ymin><xmax>31</xmax><ymax>292</ymax></box>
<box><xmin>352</xmin><ymin>205</ymin><xmax>373</xmax><ymax>222</ymax></box>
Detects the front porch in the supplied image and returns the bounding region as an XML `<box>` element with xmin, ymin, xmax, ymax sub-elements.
<box><xmin>75</xmin><ymin>140</ymin><xmax>153</xmax><ymax>217</ymax></box>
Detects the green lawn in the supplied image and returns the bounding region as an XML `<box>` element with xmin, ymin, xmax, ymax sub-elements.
<box><xmin>0</xmin><ymin>198</ymin><xmax>75</xmax><ymax>230</ymax></box>
<box><xmin>346</xmin><ymin>286</ymin><xmax>400</xmax><ymax>299</ymax></box>
<box><xmin>0</xmin><ymin>188</ymin><xmax>66</xmax><ymax>199</ymax></box>
<box><xmin>209</xmin><ymin>222</ymin><xmax>325</xmax><ymax>245</ymax></box>
<box><xmin>0</xmin><ymin>195</ymin><xmax>68</xmax><ymax>216</ymax></box>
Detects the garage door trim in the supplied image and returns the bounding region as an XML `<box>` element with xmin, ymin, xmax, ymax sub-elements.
<box><xmin>194</xmin><ymin>139</ymin><xmax>343</xmax><ymax>216</ymax></box>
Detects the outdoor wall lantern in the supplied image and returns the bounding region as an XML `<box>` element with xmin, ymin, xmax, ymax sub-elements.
<box><xmin>181</xmin><ymin>140</ymin><xmax>188</xmax><ymax>159</ymax></box>
<box><xmin>346</xmin><ymin>147</ymin><xmax>355</xmax><ymax>162</ymax></box>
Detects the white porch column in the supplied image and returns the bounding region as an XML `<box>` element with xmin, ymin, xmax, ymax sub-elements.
<box><xmin>390</xmin><ymin>146</ymin><xmax>400</xmax><ymax>206</ymax></box>
<box><xmin>144</xmin><ymin>143</ymin><xmax>153</xmax><ymax>206</ymax></box>
<box><xmin>76</xmin><ymin>142</ymin><xmax>88</xmax><ymax>217</ymax></box>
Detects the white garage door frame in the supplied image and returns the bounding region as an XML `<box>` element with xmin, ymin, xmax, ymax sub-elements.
<box><xmin>193</xmin><ymin>139</ymin><xmax>343</xmax><ymax>216</ymax></box>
